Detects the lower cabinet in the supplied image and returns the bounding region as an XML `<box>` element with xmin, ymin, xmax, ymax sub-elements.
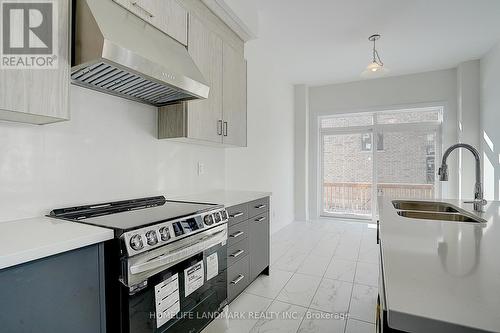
<box><xmin>226</xmin><ymin>197</ymin><xmax>270</xmax><ymax>302</ymax></box>
<box><xmin>0</xmin><ymin>244</ymin><xmax>106</xmax><ymax>333</ymax></box>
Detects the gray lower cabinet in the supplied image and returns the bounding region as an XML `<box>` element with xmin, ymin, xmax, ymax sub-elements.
<box><xmin>0</xmin><ymin>244</ymin><xmax>106</xmax><ymax>333</ymax></box>
<box><xmin>226</xmin><ymin>197</ymin><xmax>270</xmax><ymax>302</ymax></box>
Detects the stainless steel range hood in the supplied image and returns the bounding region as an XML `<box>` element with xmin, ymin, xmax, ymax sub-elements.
<box><xmin>71</xmin><ymin>0</ymin><xmax>209</xmax><ymax>106</ymax></box>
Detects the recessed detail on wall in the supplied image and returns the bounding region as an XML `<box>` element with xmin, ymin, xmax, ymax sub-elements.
<box><xmin>362</xmin><ymin>34</ymin><xmax>389</xmax><ymax>77</ymax></box>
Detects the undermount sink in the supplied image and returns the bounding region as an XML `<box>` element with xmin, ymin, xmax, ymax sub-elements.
<box><xmin>396</xmin><ymin>210</ymin><xmax>485</xmax><ymax>223</ymax></box>
<box><xmin>392</xmin><ymin>200</ymin><xmax>459</xmax><ymax>213</ymax></box>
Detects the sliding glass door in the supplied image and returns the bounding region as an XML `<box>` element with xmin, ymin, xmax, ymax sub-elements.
<box><xmin>319</xmin><ymin>107</ymin><xmax>442</xmax><ymax>220</ymax></box>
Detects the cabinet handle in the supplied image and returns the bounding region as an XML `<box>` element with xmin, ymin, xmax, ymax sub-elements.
<box><xmin>377</xmin><ymin>220</ymin><xmax>380</xmax><ymax>245</ymax></box>
<box><xmin>131</xmin><ymin>1</ymin><xmax>154</xmax><ymax>17</ymax></box>
<box><xmin>255</xmin><ymin>217</ymin><xmax>266</xmax><ymax>222</ymax></box>
<box><xmin>255</xmin><ymin>204</ymin><xmax>266</xmax><ymax>209</ymax></box>
<box><xmin>230</xmin><ymin>231</ymin><xmax>244</xmax><ymax>238</ymax></box>
<box><xmin>223</xmin><ymin>121</ymin><xmax>228</xmax><ymax>136</ymax></box>
<box><xmin>230</xmin><ymin>249</ymin><xmax>245</xmax><ymax>258</ymax></box>
<box><xmin>230</xmin><ymin>212</ymin><xmax>244</xmax><ymax>218</ymax></box>
<box><xmin>231</xmin><ymin>274</ymin><xmax>244</xmax><ymax>285</ymax></box>
<box><xmin>217</xmin><ymin>120</ymin><xmax>223</xmax><ymax>136</ymax></box>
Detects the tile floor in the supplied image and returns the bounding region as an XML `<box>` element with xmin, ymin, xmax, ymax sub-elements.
<box><xmin>202</xmin><ymin>219</ymin><xmax>379</xmax><ymax>333</ymax></box>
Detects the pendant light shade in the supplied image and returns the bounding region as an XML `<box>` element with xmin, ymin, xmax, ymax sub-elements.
<box><xmin>361</xmin><ymin>34</ymin><xmax>388</xmax><ymax>77</ymax></box>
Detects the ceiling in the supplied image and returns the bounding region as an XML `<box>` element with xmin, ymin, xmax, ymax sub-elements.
<box><xmin>253</xmin><ymin>0</ymin><xmax>500</xmax><ymax>85</ymax></box>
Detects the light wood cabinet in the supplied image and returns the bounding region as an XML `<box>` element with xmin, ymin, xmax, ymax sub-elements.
<box><xmin>158</xmin><ymin>10</ymin><xmax>247</xmax><ymax>147</ymax></box>
<box><xmin>0</xmin><ymin>0</ymin><xmax>70</xmax><ymax>125</ymax></box>
<box><xmin>222</xmin><ymin>43</ymin><xmax>247</xmax><ymax>146</ymax></box>
<box><xmin>113</xmin><ymin>0</ymin><xmax>188</xmax><ymax>45</ymax></box>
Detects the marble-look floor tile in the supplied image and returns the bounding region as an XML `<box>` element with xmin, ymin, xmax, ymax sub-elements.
<box><xmin>354</xmin><ymin>262</ymin><xmax>378</xmax><ymax>287</ymax></box>
<box><xmin>345</xmin><ymin>319</ymin><xmax>376</xmax><ymax>333</ymax></box>
<box><xmin>250</xmin><ymin>300</ymin><xmax>307</xmax><ymax>333</ymax></box>
<box><xmin>296</xmin><ymin>254</ymin><xmax>332</xmax><ymax>277</ymax></box>
<box><xmin>349</xmin><ymin>284</ymin><xmax>378</xmax><ymax>323</ymax></box>
<box><xmin>273</xmin><ymin>250</ymin><xmax>309</xmax><ymax>272</ymax></box>
<box><xmin>277</xmin><ymin>273</ymin><xmax>322</xmax><ymax>307</ymax></box>
<box><xmin>324</xmin><ymin>258</ymin><xmax>357</xmax><ymax>282</ymax></box>
<box><xmin>334</xmin><ymin>239</ymin><xmax>361</xmax><ymax>261</ymax></box>
<box><xmin>310</xmin><ymin>278</ymin><xmax>352</xmax><ymax>314</ymax></box>
<box><xmin>297</xmin><ymin>309</ymin><xmax>346</xmax><ymax>333</ymax></box>
<box><xmin>245</xmin><ymin>269</ymin><xmax>293</xmax><ymax>299</ymax></box>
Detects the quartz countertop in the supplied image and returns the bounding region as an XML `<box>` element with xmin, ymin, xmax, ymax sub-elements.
<box><xmin>172</xmin><ymin>189</ymin><xmax>271</xmax><ymax>207</ymax></box>
<box><xmin>0</xmin><ymin>217</ymin><xmax>114</xmax><ymax>270</ymax></box>
<box><xmin>379</xmin><ymin>198</ymin><xmax>500</xmax><ymax>332</ymax></box>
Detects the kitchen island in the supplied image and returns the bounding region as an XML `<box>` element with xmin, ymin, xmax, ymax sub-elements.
<box><xmin>378</xmin><ymin>198</ymin><xmax>500</xmax><ymax>332</ymax></box>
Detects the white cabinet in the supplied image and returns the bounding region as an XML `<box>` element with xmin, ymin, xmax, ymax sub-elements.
<box><xmin>113</xmin><ymin>0</ymin><xmax>188</xmax><ymax>45</ymax></box>
<box><xmin>158</xmin><ymin>11</ymin><xmax>247</xmax><ymax>147</ymax></box>
<box><xmin>222</xmin><ymin>43</ymin><xmax>247</xmax><ymax>146</ymax></box>
<box><xmin>0</xmin><ymin>0</ymin><xmax>70</xmax><ymax>125</ymax></box>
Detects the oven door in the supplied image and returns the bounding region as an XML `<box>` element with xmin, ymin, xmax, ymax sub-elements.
<box><xmin>121</xmin><ymin>224</ymin><xmax>228</xmax><ymax>333</ymax></box>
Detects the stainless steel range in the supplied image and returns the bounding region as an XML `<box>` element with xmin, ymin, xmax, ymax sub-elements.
<box><xmin>50</xmin><ymin>196</ymin><xmax>228</xmax><ymax>333</ymax></box>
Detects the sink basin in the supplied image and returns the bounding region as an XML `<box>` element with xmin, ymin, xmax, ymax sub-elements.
<box><xmin>392</xmin><ymin>200</ymin><xmax>459</xmax><ymax>213</ymax></box>
<box><xmin>397</xmin><ymin>210</ymin><xmax>484</xmax><ymax>223</ymax></box>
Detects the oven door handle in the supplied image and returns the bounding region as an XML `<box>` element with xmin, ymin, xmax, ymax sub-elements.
<box><xmin>130</xmin><ymin>229</ymin><xmax>227</xmax><ymax>275</ymax></box>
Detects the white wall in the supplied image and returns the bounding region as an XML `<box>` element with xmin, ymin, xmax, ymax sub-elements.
<box><xmin>480</xmin><ymin>42</ymin><xmax>500</xmax><ymax>201</ymax></box>
<box><xmin>225</xmin><ymin>39</ymin><xmax>295</xmax><ymax>233</ymax></box>
<box><xmin>0</xmin><ymin>86</ymin><xmax>225</xmax><ymax>222</ymax></box>
<box><xmin>294</xmin><ymin>85</ymin><xmax>309</xmax><ymax>221</ymax></box>
<box><xmin>306</xmin><ymin>69</ymin><xmax>459</xmax><ymax>219</ymax></box>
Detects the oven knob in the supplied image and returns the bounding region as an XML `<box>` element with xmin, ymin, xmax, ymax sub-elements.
<box><xmin>146</xmin><ymin>230</ymin><xmax>158</xmax><ymax>246</ymax></box>
<box><xmin>129</xmin><ymin>234</ymin><xmax>144</xmax><ymax>251</ymax></box>
<box><xmin>221</xmin><ymin>210</ymin><xmax>228</xmax><ymax>221</ymax></box>
<box><xmin>204</xmin><ymin>214</ymin><xmax>214</xmax><ymax>226</ymax></box>
<box><xmin>214</xmin><ymin>212</ymin><xmax>222</xmax><ymax>223</ymax></box>
<box><xmin>159</xmin><ymin>227</ymin><xmax>171</xmax><ymax>241</ymax></box>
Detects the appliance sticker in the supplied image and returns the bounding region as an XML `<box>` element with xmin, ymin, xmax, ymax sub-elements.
<box><xmin>155</xmin><ymin>274</ymin><xmax>180</xmax><ymax>328</ymax></box>
<box><xmin>184</xmin><ymin>261</ymin><xmax>204</xmax><ymax>297</ymax></box>
<box><xmin>206</xmin><ymin>252</ymin><xmax>218</xmax><ymax>281</ymax></box>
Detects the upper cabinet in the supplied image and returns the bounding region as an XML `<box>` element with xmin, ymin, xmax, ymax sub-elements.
<box><xmin>222</xmin><ymin>43</ymin><xmax>247</xmax><ymax>146</ymax></box>
<box><xmin>113</xmin><ymin>0</ymin><xmax>188</xmax><ymax>45</ymax></box>
<box><xmin>158</xmin><ymin>2</ymin><xmax>247</xmax><ymax>147</ymax></box>
<box><xmin>0</xmin><ymin>0</ymin><xmax>70</xmax><ymax>124</ymax></box>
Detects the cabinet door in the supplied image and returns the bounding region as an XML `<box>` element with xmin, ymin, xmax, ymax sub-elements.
<box><xmin>249</xmin><ymin>213</ymin><xmax>270</xmax><ymax>281</ymax></box>
<box><xmin>113</xmin><ymin>0</ymin><xmax>187</xmax><ymax>45</ymax></box>
<box><xmin>0</xmin><ymin>0</ymin><xmax>69</xmax><ymax>124</ymax></box>
<box><xmin>187</xmin><ymin>14</ymin><xmax>223</xmax><ymax>143</ymax></box>
<box><xmin>222</xmin><ymin>43</ymin><xmax>247</xmax><ymax>146</ymax></box>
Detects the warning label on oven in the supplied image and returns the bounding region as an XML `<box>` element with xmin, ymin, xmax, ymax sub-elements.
<box><xmin>206</xmin><ymin>253</ymin><xmax>218</xmax><ymax>281</ymax></box>
<box><xmin>184</xmin><ymin>261</ymin><xmax>204</xmax><ymax>297</ymax></box>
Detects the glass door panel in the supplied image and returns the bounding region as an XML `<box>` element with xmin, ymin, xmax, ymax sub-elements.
<box><xmin>375</xmin><ymin>129</ymin><xmax>439</xmax><ymax>201</ymax></box>
<box><xmin>321</xmin><ymin>132</ymin><xmax>373</xmax><ymax>218</ymax></box>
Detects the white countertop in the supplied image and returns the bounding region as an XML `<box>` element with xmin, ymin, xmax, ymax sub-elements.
<box><xmin>0</xmin><ymin>217</ymin><xmax>114</xmax><ymax>270</ymax></box>
<box><xmin>172</xmin><ymin>189</ymin><xmax>271</xmax><ymax>207</ymax></box>
<box><xmin>379</xmin><ymin>198</ymin><xmax>500</xmax><ymax>332</ymax></box>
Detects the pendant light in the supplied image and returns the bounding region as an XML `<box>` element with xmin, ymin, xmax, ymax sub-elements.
<box><xmin>362</xmin><ymin>34</ymin><xmax>388</xmax><ymax>77</ymax></box>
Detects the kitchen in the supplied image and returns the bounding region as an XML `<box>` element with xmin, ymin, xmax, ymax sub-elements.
<box><xmin>0</xmin><ymin>0</ymin><xmax>499</xmax><ymax>332</ymax></box>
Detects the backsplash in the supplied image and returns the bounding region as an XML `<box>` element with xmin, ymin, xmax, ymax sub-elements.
<box><xmin>0</xmin><ymin>85</ymin><xmax>225</xmax><ymax>222</ymax></box>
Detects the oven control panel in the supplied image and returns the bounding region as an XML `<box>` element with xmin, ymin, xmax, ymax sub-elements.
<box><xmin>122</xmin><ymin>208</ymin><xmax>228</xmax><ymax>256</ymax></box>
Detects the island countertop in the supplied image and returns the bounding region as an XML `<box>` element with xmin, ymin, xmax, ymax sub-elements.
<box><xmin>379</xmin><ymin>198</ymin><xmax>500</xmax><ymax>332</ymax></box>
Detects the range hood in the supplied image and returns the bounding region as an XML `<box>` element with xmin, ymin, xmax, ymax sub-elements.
<box><xmin>71</xmin><ymin>0</ymin><xmax>209</xmax><ymax>106</ymax></box>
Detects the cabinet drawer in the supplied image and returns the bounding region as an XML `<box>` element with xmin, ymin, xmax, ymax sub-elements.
<box><xmin>227</xmin><ymin>237</ymin><xmax>249</xmax><ymax>267</ymax></box>
<box><xmin>249</xmin><ymin>212</ymin><xmax>270</xmax><ymax>281</ymax></box>
<box><xmin>227</xmin><ymin>203</ymin><xmax>248</xmax><ymax>226</ymax></box>
<box><xmin>228</xmin><ymin>219</ymin><xmax>249</xmax><ymax>247</ymax></box>
<box><xmin>227</xmin><ymin>255</ymin><xmax>249</xmax><ymax>302</ymax></box>
<box><xmin>248</xmin><ymin>197</ymin><xmax>269</xmax><ymax>218</ymax></box>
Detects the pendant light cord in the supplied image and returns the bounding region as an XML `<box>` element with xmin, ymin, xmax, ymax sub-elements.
<box><xmin>372</xmin><ymin>39</ymin><xmax>384</xmax><ymax>66</ymax></box>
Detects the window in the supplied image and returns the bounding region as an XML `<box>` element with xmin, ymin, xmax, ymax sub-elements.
<box><xmin>319</xmin><ymin>107</ymin><xmax>443</xmax><ymax>219</ymax></box>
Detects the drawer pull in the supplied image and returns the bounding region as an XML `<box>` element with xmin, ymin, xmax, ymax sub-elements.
<box><xmin>131</xmin><ymin>1</ymin><xmax>154</xmax><ymax>17</ymax></box>
<box><xmin>230</xmin><ymin>212</ymin><xmax>244</xmax><ymax>218</ymax></box>
<box><xmin>230</xmin><ymin>231</ymin><xmax>244</xmax><ymax>238</ymax></box>
<box><xmin>255</xmin><ymin>217</ymin><xmax>266</xmax><ymax>222</ymax></box>
<box><xmin>231</xmin><ymin>274</ymin><xmax>244</xmax><ymax>285</ymax></box>
<box><xmin>230</xmin><ymin>249</ymin><xmax>245</xmax><ymax>258</ymax></box>
<box><xmin>255</xmin><ymin>204</ymin><xmax>267</xmax><ymax>209</ymax></box>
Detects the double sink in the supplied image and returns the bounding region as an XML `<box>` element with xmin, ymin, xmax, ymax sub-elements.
<box><xmin>393</xmin><ymin>200</ymin><xmax>486</xmax><ymax>223</ymax></box>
